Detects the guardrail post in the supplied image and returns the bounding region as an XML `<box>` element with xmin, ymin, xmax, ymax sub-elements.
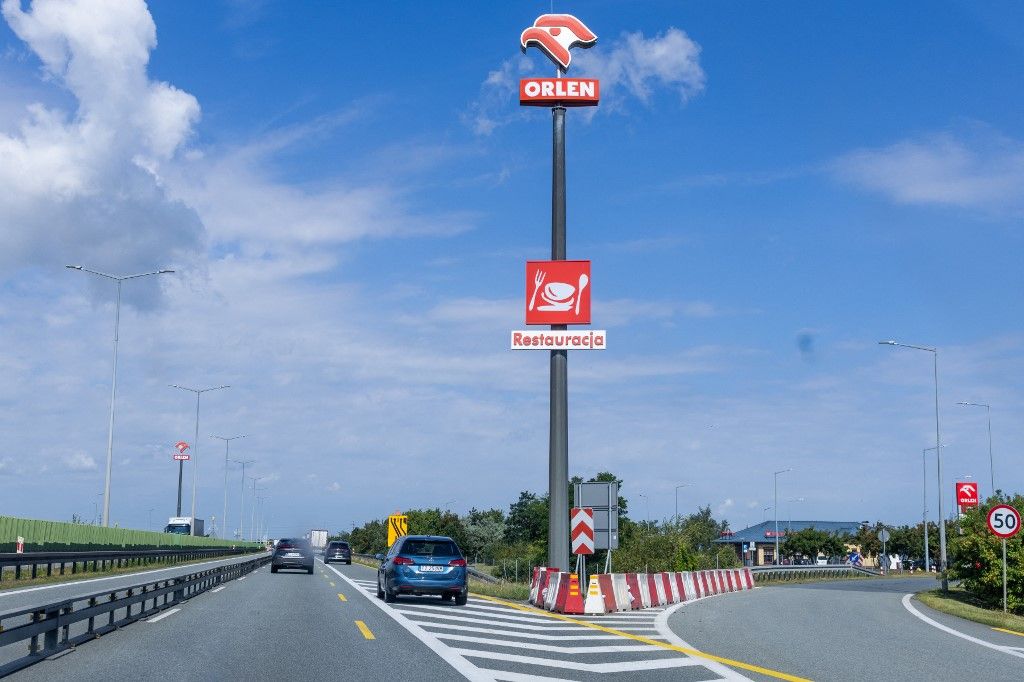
<box><xmin>43</xmin><ymin>607</ymin><xmax>58</xmax><ymax>653</ymax></box>
<box><xmin>29</xmin><ymin>610</ymin><xmax>42</xmax><ymax>654</ymax></box>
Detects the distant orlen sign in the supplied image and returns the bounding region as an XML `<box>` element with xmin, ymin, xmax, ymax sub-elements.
<box><xmin>956</xmin><ymin>482</ymin><xmax>979</xmax><ymax>508</ymax></box>
<box><xmin>764</xmin><ymin>530</ymin><xmax>786</xmax><ymax>538</ymax></box>
<box><xmin>526</xmin><ymin>260</ymin><xmax>590</xmax><ymax>325</ymax></box>
<box><xmin>520</xmin><ymin>78</ymin><xmax>599</xmax><ymax>107</ymax></box>
<box><xmin>173</xmin><ymin>453</ymin><xmax>190</xmax><ymax>461</ymax></box>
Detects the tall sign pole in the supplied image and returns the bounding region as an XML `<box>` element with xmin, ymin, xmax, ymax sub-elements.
<box><xmin>518</xmin><ymin>14</ymin><xmax>599</xmax><ymax>571</ymax></box>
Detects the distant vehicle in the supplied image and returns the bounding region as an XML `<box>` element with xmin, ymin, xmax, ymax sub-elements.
<box><xmin>375</xmin><ymin>535</ymin><xmax>468</xmax><ymax>605</ymax></box>
<box><xmin>271</xmin><ymin>538</ymin><xmax>314</xmax><ymax>574</ymax></box>
<box><xmin>164</xmin><ymin>517</ymin><xmax>204</xmax><ymax>536</ymax></box>
<box><xmin>309</xmin><ymin>529</ymin><xmax>329</xmax><ymax>550</ymax></box>
<box><xmin>324</xmin><ymin>540</ymin><xmax>352</xmax><ymax>565</ymax></box>
<box><xmin>815</xmin><ymin>555</ymin><xmax>828</xmax><ymax>565</ymax></box>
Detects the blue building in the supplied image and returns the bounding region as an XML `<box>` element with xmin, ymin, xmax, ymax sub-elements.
<box><xmin>715</xmin><ymin>520</ymin><xmax>865</xmax><ymax>566</ymax></box>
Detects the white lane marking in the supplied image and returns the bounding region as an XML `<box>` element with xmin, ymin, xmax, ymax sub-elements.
<box><xmin>901</xmin><ymin>594</ymin><xmax>1024</xmax><ymax>659</ymax></box>
<box><xmin>0</xmin><ymin>553</ymin><xmax>268</xmax><ymax>598</ymax></box>
<box><xmin>147</xmin><ymin>608</ymin><xmax>181</xmax><ymax>623</ymax></box>
<box><xmin>397</xmin><ymin>603</ymin><xmax>564</xmax><ymax>621</ymax></box>
<box><xmin>321</xmin><ymin>560</ymin><xmax>491</xmax><ymax>681</ymax></box>
<box><xmin>211</xmin><ymin>586</ymin><xmax>226</xmax><ymax>593</ymax></box>
<box><xmin>402</xmin><ymin>610</ymin><xmax>655</xmax><ymax>631</ymax></box>
<box><xmin>419</xmin><ymin>622</ymin><xmax>638</xmax><ymax>639</ymax></box>
<box><xmin>435</xmin><ymin>633</ymin><xmax>664</xmax><ymax>654</ymax></box>
<box><xmin>655</xmin><ymin>600</ymin><xmax>754</xmax><ymax>681</ymax></box>
<box><xmin>398</xmin><ymin>602</ymin><xmax>562</xmax><ymax>617</ymax></box>
<box><xmin>237</xmin><ymin>576</ymin><xmax>246</xmax><ymax>581</ymax></box>
<box><xmin>454</xmin><ymin>649</ymin><xmax>704</xmax><ymax>672</ymax></box>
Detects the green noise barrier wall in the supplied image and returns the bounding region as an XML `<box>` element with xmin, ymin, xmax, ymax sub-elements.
<box><xmin>0</xmin><ymin>516</ymin><xmax>262</xmax><ymax>553</ymax></box>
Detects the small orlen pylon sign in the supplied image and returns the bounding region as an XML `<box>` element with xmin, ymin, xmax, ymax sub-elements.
<box><xmin>555</xmin><ymin>572</ymin><xmax>585</xmax><ymax>614</ymax></box>
<box><xmin>16</xmin><ymin>536</ymin><xmax>24</xmax><ymax>554</ymax></box>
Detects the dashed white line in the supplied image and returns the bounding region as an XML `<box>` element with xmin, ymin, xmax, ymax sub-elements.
<box><xmin>211</xmin><ymin>586</ymin><xmax>226</xmax><ymax>593</ymax></box>
<box><xmin>147</xmin><ymin>608</ymin><xmax>181</xmax><ymax>623</ymax></box>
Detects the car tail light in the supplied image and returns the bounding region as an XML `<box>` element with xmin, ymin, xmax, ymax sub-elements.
<box><xmin>393</xmin><ymin>556</ymin><xmax>414</xmax><ymax>565</ymax></box>
<box><xmin>449</xmin><ymin>558</ymin><xmax>467</xmax><ymax>567</ymax></box>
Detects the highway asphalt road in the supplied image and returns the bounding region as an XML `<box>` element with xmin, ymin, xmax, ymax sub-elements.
<box><xmin>8</xmin><ymin>562</ymin><xmax>1024</xmax><ymax>681</ymax></box>
<box><xmin>7</xmin><ymin>560</ymin><xmax>767</xmax><ymax>681</ymax></box>
<box><xmin>669</xmin><ymin>576</ymin><xmax>1024</xmax><ymax>681</ymax></box>
<box><xmin>0</xmin><ymin>551</ymin><xmax>267</xmax><ymax>613</ymax></box>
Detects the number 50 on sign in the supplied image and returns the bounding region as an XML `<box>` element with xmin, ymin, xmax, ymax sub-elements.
<box><xmin>987</xmin><ymin>504</ymin><xmax>1021</xmax><ymax>539</ymax></box>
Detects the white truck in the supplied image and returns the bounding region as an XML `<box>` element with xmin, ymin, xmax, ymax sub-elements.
<box><xmin>309</xmin><ymin>529</ymin><xmax>329</xmax><ymax>550</ymax></box>
<box><xmin>164</xmin><ymin>516</ymin><xmax>205</xmax><ymax>537</ymax></box>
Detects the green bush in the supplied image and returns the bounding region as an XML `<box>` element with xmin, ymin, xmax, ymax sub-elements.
<box><xmin>948</xmin><ymin>494</ymin><xmax>1024</xmax><ymax>613</ymax></box>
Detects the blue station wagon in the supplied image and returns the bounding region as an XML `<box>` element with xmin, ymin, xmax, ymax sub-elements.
<box><xmin>376</xmin><ymin>535</ymin><xmax>468</xmax><ymax>605</ymax></box>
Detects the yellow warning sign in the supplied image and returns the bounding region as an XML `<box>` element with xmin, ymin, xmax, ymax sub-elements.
<box><xmin>387</xmin><ymin>514</ymin><xmax>408</xmax><ymax>547</ymax></box>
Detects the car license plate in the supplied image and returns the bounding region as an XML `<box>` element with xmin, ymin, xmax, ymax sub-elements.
<box><xmin>420</xmin><ymin>565</ymin><xmax>444</xmax><ymax>572</ymax></box>
<box><xmin>285</xmin><ymin>552</ymin><xmax>301</xmax><ymax>557</ymax></box>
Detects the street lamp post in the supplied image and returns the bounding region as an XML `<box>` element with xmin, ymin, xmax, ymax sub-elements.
<box><xmin>787</xmin><ymin>497</ymin><xmax>804</xmax><ymax>532</ymax></box>
<box><xmin>762</xmin><ymin>506</ymin><xmax>772</xmax><ymax>523</ymax></box>
<box><xmin>880</xmin><ymin>340</ymin><xmax>947</xmax><ymax>589</ymax></box>
<box><xmin>231</xmin><ymin>459</ymin><xmax>255</xmax><ymax>540</ymax></box>
<box><xmin>250</xmin><ymin>476</ymin><xmax>263</xmax><ymax>542</ymax></box>
<box><xmin>212</xmin><ymin>435</ymin><xmax>245</xmax><ymax>539</ymax></box>
<box><xmin>171</xmin><ymin>384</ymin><xmax>229</xmax><ymax>533</ymax></box>
<box><xmin>66</xmin><ymin>265</ymin><xmax>174</xmax><ymax>527</ymax></box>
<box><xmin>674</xmin><ymin>484</ymin><xmax>691</xmax><ymax>522</ymax></box>
<box><xmin>958</xmin><ymin>402</ymin><xmax>994</xmax><ymax>495</ymax></box>
<box><xmin>773</xmin><ymin>469</ymin><xmax>791</xmax><ymax>565</ymax></box>
<box><xmin>638</xmin><ymin>492</ymin><xmax>649</xmax><ymax>526</ymax></box>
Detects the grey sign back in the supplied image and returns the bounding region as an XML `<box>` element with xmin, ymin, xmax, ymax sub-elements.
<box><xmin>574</xmin><ymin>481</ymin><xmax>619</xmax><ymax>550</ymax></box>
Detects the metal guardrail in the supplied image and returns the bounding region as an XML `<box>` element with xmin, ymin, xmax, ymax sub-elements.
<box><xmin>749</xmin><ymin>564</ymin><xmax>881</xmax><ymax>581</ymax></box>
<box><xmin>0</xmin><ymin>546</ymin><xmax>261</xmax><ymax>583</ymax></box>
<box><xmin>352</xmin><ymin>552</ymin><xmax>501</xmax><ymax>584</ymax></box>
<box><xmin>0</xmin><ymin>553</ymin><xmax>270</xmax><ymax>676</ymax></box>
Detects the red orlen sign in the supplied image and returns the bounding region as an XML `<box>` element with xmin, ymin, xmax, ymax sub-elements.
<box><xmin>173</xmin><ymin>453</ymin><xmax>190</xmax><ymax>461</ymax></box>
<box><xmin>520</xmin><ymin>78</ymin><xmax>599</xmax><ymax>107</ymax></box>
<box><xmin>526</xmin><ymin>260</ymin><xmax>590</xmax><ymax>325</ymax></box>
<box><xmin>956</xmin><ymin>482</ymin><xmax>979</xmax><ymax>508</ymax></box>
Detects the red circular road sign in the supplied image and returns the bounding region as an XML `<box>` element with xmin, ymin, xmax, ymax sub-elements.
<box><xmin>987</xmin><ymin>504</ymin><xmax>1021</xmax><ymax>539</ymax></box>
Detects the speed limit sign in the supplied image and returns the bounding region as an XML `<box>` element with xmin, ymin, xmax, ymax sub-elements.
<box><xmin>987</xmin><ymin>504</ymin><xmax>1021</xmax><ymax>539</ymax></box>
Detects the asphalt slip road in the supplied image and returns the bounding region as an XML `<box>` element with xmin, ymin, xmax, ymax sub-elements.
<box><xmin>7</xmin><ymin>562</ymin><xmax>1024</xmax><ymax>681</ymax></box>
<box><xmin>670</xmin><ymin>576</ymin><xmax>1024</xmax><ymax>682</ymax></box>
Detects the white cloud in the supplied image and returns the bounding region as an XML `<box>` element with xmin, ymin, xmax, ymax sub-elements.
<box><xmin>469</xmin><ymin>27</ymin><xmax>704</xmax><ymax>135</ymax></box>
<box><xmin>63</xmin><ymin>451</ymin><xmax>96</xmax><ymax>471</ymax></box>
<box><xmin>832</xmin><ymin>128</ymin><xmax>1024</xmax><ymax>210</ymax></box>
<box><xmin>573</xmin><ymin>28</ymin><xmax>705</xmax><ymax>106</ymax></box>
<box><xmin>0</xmin><ymin>0</ymin><xmax>203</xmax><ymax>282</ymax></box>
<box><xmin>326</xmin><ymin>482</ymin><xmax>341</xmax><ymax>493</ymax></box>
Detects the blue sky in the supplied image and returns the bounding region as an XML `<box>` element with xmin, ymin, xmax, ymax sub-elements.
<box><xmin>0</xmin><ymin>0</ymin><xmax>1022</xmax><ymax>538</ymax></box>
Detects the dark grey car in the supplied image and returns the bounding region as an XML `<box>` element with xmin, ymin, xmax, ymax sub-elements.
<box><xmin>271</xmin><ymin>538</ymin><xmax>314</xmax><ymax>574</ymax></box>
<box><xmin>324</xmin><ymin>540</ymin><xmax>352</xmax><ymax>564</ymax></box>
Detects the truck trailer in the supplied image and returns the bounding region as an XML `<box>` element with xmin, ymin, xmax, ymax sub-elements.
<box><xmin>309</xmin><ymin>529</ymin><xmax>328</xmax><ymax>550</ymax></box>
<box><xmin>164</xmin><ymin>516</ymin><xmax>205</xmax><ymax>537</ymax></box>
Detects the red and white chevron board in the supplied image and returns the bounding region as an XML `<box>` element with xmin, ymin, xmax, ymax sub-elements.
<box><xmin>571</xmin><ymin>507</ymin><xmax>595</xmax><ymax>555</ymax></box>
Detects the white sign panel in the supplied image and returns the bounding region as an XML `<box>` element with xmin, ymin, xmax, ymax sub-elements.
<box><xmin>511</xmin><ymin>330</ymin><xmax>607</xmax><ymax>350</ymax></box>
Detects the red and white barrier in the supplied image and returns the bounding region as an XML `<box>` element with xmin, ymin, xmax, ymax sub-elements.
<box><xmin>625</xmin><ymin>573</ymin><xmax>643</xmax><ymax>609</ymax></box>
<box><xmin>611</xmin><ymin>574</ymin><xmax>632</xmax><ymax>611</ymax></box>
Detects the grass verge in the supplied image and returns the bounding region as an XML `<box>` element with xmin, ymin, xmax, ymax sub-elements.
<box><xmin>916</xmin><ymin>587</ymin><xmax>1024</xmax><ymax>632</ymax></box>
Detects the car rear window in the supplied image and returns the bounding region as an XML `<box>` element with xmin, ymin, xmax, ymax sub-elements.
<box><xmin>400</xmin><ymin>539</ymin><xmax>460</xmax><ymax>557</ymax></box>
<box><xmin>328</xmin><ymin>542</ymin><xmax>349</xmax><ymax>549</ymax></box>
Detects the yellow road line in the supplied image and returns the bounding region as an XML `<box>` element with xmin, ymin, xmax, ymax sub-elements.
<box><xmin>337</xmin><ymin>593</ymin><xmax>347</xmax><ymax>602</ymax></box>
<box><xmin>992</xmin><ymin>626</ymin><xmax>1024</xmax><ymax>638</ymax></box>
<box><xmin>474</xmin><ymin>594</ymin><xmax>810</xmax><ymax>682</ymax></box>
<box><xmin>355</xmin><ymin>620</ymin><xmax>375</xmax><ymax>640</ymax></box>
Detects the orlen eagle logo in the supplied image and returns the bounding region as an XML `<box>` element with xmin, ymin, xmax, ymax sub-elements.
<box><xmin>957</xmin><ymin>482</ymin><xmax>979</xmax><ymax>507</ymax></box>
<box><xmin>519</xmin><ymin>15</ymin><xmax>600</xmax><ymax>108</ymax></box>
<box><xmin>520</xmin><ymin>14</ymin><xmax>597</xmax><ymax>71</ymax></box>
